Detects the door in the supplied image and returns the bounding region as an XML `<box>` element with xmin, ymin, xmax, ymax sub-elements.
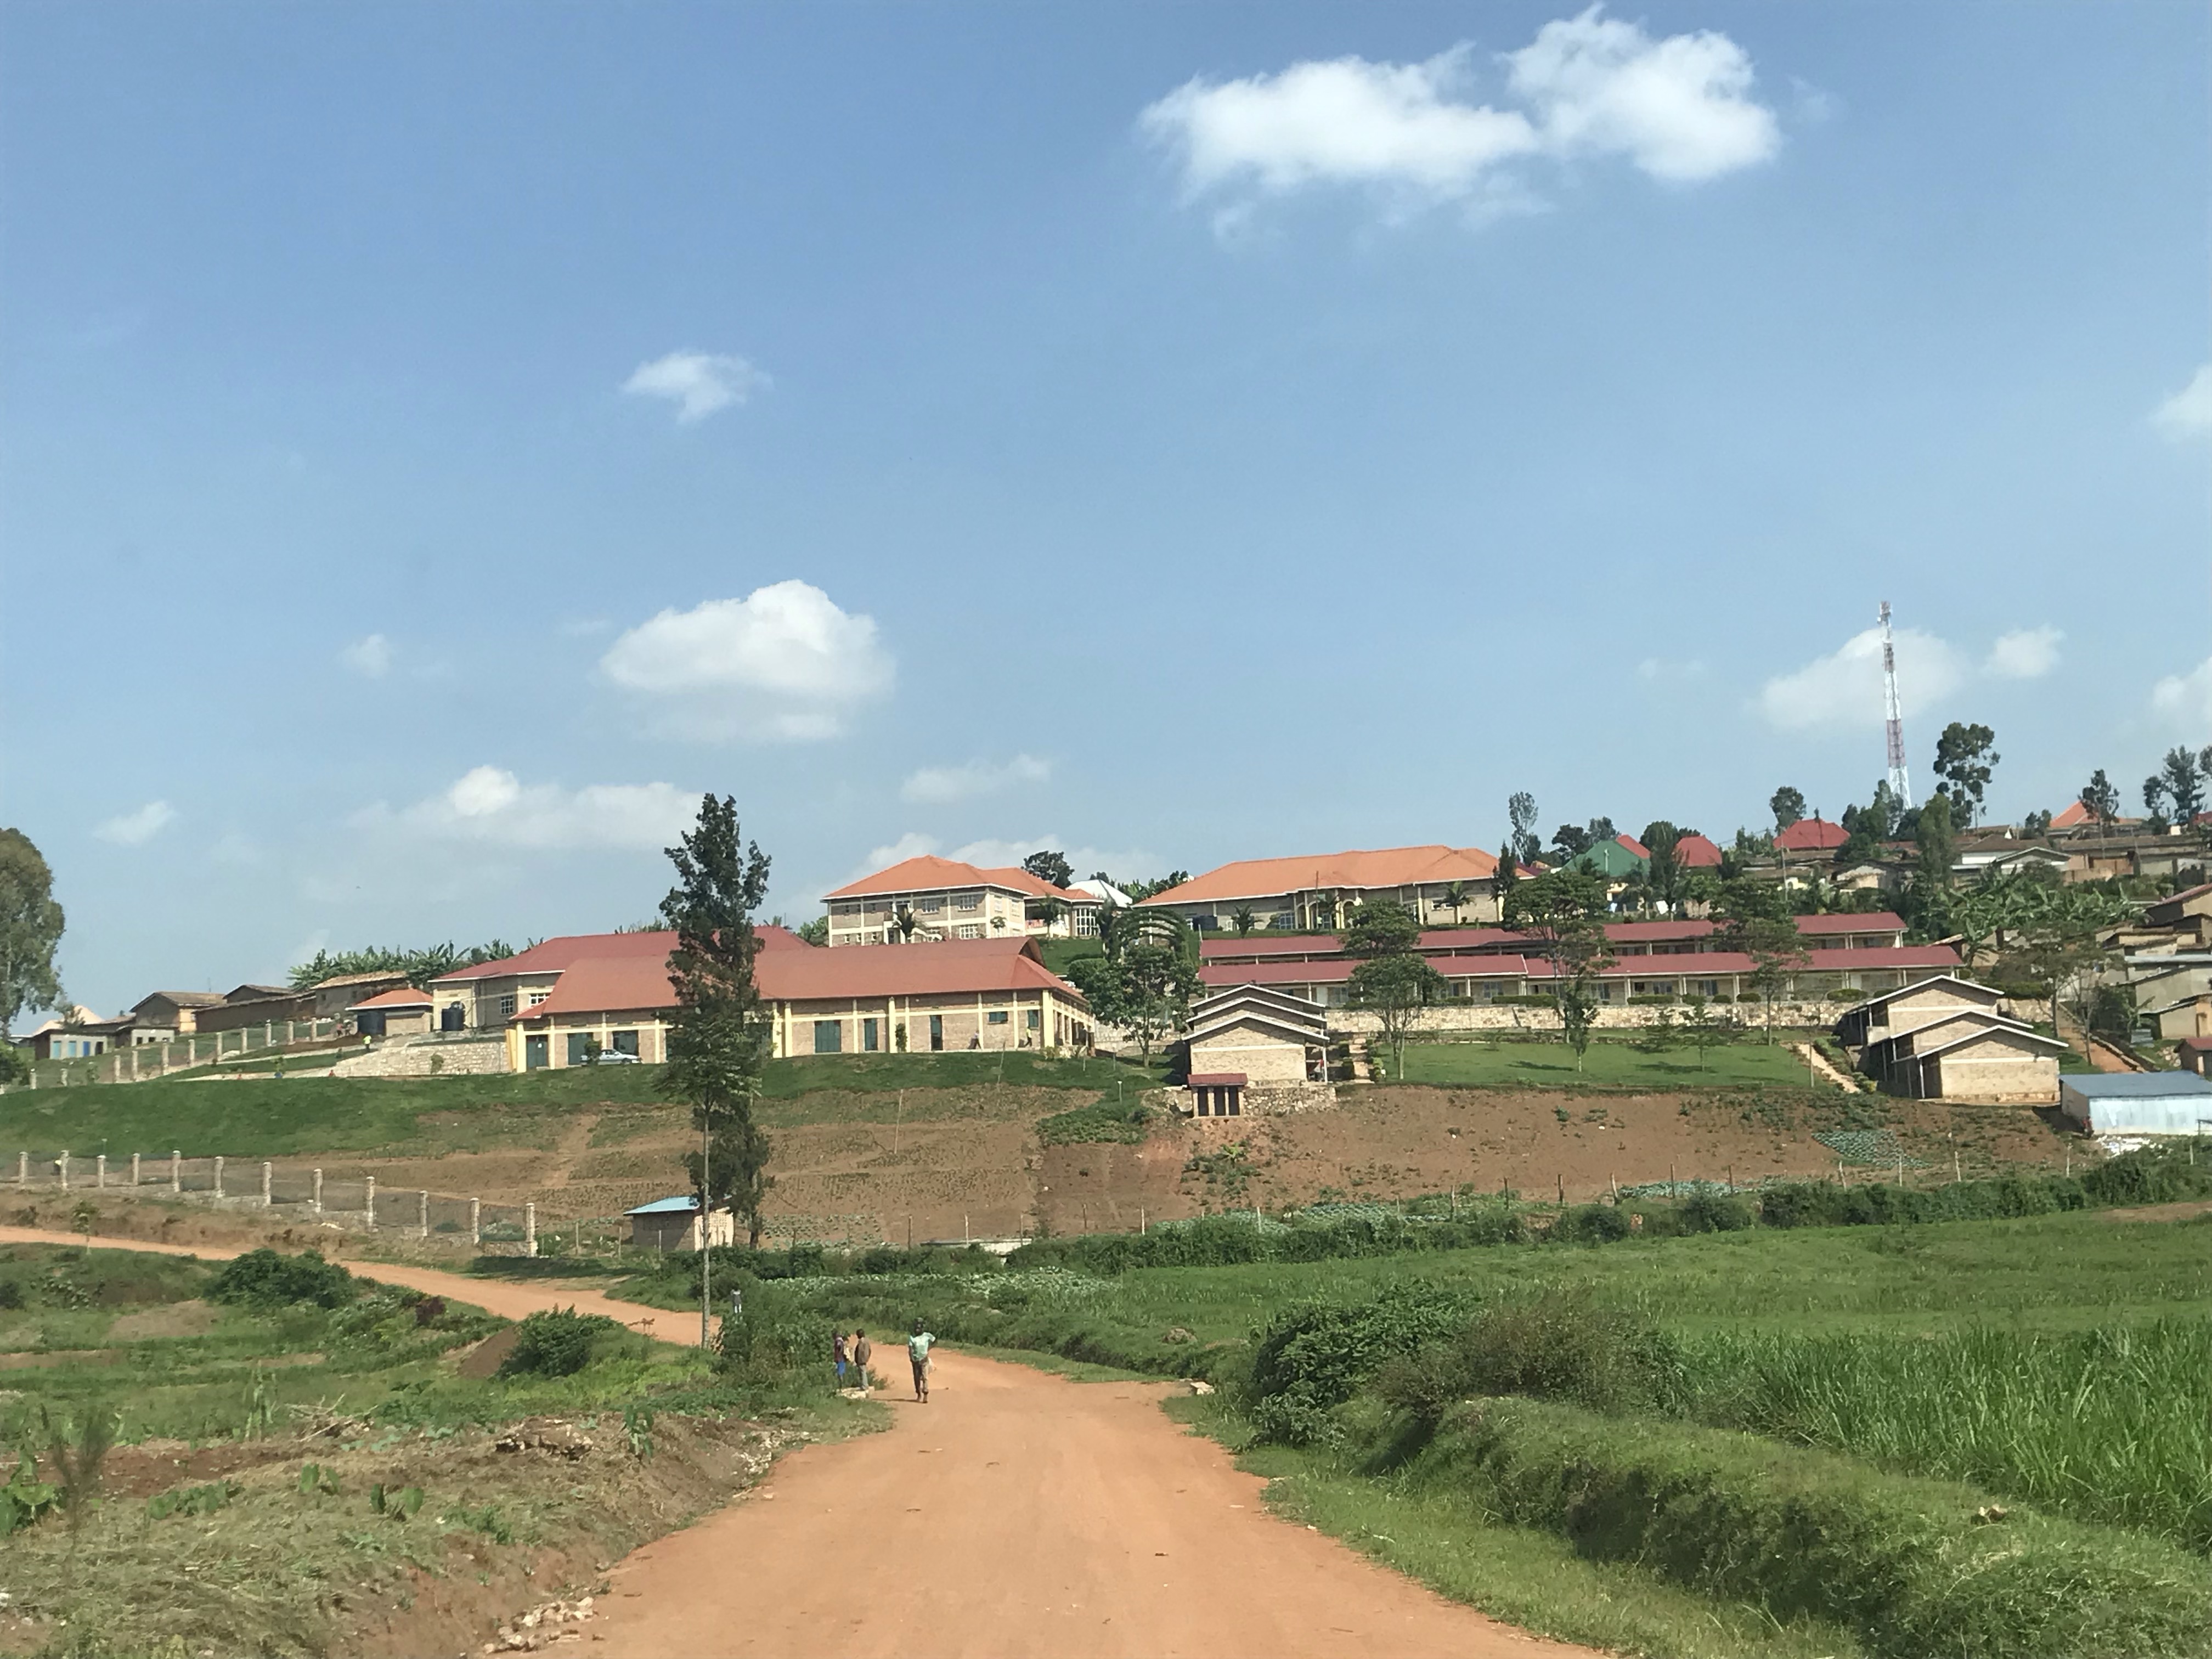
<box><xmin>929</xmin><ymin>1014</ymin><xmax>944</xmax><ymax>1051</ymax></box>
<box><xmin>524</xmin><ymin>1035</ymin><xmax>549</xmax><ymax>1070</ymax></box>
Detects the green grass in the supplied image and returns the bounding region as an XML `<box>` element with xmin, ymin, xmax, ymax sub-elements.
<box><xmin>1394</xmin><ymin>1034</ymin><xmax>1836</xmax><ymax>1091</ymax></box>
<box><xmin>0</xmin><ymin>1052</ymin><xmax>1164</xmax><ymax>1160</ymax></box>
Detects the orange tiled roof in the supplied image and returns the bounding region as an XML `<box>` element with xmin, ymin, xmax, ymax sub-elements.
<box><xmin>1139</xmin><ymin>845</ymin><xmax>1499</xmax><ymax>908</ymax></box>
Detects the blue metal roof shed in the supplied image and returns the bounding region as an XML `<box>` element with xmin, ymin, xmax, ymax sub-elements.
<box><xmin>2058</xmin><ymin>1071</ymin><xmax>2212</xmax><ymax>1136</ymax></box>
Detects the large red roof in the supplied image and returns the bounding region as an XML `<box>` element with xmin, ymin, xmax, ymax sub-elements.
<box><xmin>1200</xmin><ymin>942</ymin><xmax>1958</xmax><ymax>990</ymax></box>
<box><xmin>823</xmin><ymin>855</ymin><xmax>1088</xmax><ymax>905</ymax></box>
<box><xmin>512</xmin><ymin>936</ymin><xmax>1084</xmax><ymax>1021</ymax></box>
<box><xmin>1200</xmin><ymin>913</ymin><xmax>1906</xmax><ymax>966</ymax></box>
<box><xmin>1674</xmin><ymin>833</ymin><xmax>1723</xmax><ymax>868</ymax></box>
<box><xmin>1141</xmin><ymin>845</ymin><xmax>1499</xmax><ymax>908</ymax></box>
<box><xmin>1774</xmin><ymin>817</ymin><xmax>1849</xmax><ymax>853</ymax></box>
<box><xmin>432</xmin><ymin>925</ymin><xmax>803</xmax><ymax>985</ymax></box>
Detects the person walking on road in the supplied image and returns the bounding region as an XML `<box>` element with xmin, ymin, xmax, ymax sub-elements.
<box><xmin>907</xmin><ymin>1321</ymin><xmax>935</xmax><ymax>1403</ymax></box>
<box><xmin>851</xmin><ymin>1329</ymin><xmax>872</xmax><ymax>1397</ymax></box>
<box><xmin>832</xmin><ymin>1329</ymin><xmax>849</xmax><ymax>1386</ymax></box>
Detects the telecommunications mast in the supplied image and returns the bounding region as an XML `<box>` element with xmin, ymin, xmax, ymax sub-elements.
<box><xmin>1879</xmin><ymin>601</ymin><xmax>1912</xmax><ymax>808</ymax></box>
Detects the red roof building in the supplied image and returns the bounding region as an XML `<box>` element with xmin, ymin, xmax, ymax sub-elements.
<box><xmin>1774</xmin><ymin>816</ymin><xmax>1849</xmax><ymax>854</ymax></box>
<box><xmin>444</xmin><ymin>933</ymin><xmax>1094</xmax><ymax>1072</ymax></box>
<box><xmin>1673</xmin><ymin>832</ymin><xmax>1723</xmax><ymax>868</ymax></box>
<box><xmin>820</xmin><ymin>855</ymin><xmax>1099</xmax><ymax>948</ymax></box>
<box><xmin>1139</xmin><ymin>844</ymin><xmax>1502</xmax><ymax>932</ymax></box>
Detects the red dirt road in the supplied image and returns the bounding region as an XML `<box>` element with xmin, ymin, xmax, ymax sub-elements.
<box><xmin>0</xmin><ymin>1226</ymin><xmax>678</xmax><ymax>1337</ymax></box>
<box><xmin>589</xmin><ymin>1348</ymin><xmax>1591</xmax><ymax>1659</ymax></box>
<box><xmin>8</xmin><ymin>1227</ymin><xmax>1589</xmax><ymax>1657</ymax></box>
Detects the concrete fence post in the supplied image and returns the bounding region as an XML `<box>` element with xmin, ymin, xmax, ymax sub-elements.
<box><xmin>364</xmin><ymin>1176</ymin><xmax>377</xmax><ymax>1230</ymax></box>
<box><xmin>59</xmin><ymin>1152</ymin><xmax>69</xmax><ymax>1191</ymax></box>
<box><xmin>312</xmin><ymin>1169</ymin><xmax>323</xmax><ymax>1214</ymax></box>
<box><xmin>525</xmin><ymin>1203</ymin><xmax>537</xmax><ymax>1258</ymax></box>
<box><xmin>96</xmin><ymin>1154</ymin><xmax>106</xmax><ymax>1189</ymax></box>
<box><xmin>131</xmin><ymin>1153</ymin><xmax>141</xmax><ymax>1187</ymax></box>
<box><xmin>470</xmin><ymin>1197</ymin><xmax>481</xmax><ymax>1245</ymax></box>
<box><xmin>417</xmin><ymin>1189</ymin><xmax>428</xmax><ymax>1238</ymax></box>
<box><xmin>171</xmin><ymin>1150</ymin><xmax>181</xmax><ymax>1193</ymax></box>
<box><xmin>213</xmin><ymin>1156</ymin><xmax>224</xmax><ymax>1200</ymax></box>
<box><xmin>16</xmin><ymin>1152</ymin><xmax>26</xmax><ymax>1186</ymax></box>
<box><xmin>261</xmin><ymin>1163</ymin><xmax>273</xmax><ymax>1207</ymax></box>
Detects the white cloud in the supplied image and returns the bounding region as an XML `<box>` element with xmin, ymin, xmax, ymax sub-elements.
<box><xmin>341</xmin><ymin>633</ymin><xmax>393</xmax><ymax>678</ymax></box>
<box><xmin>622</xmin><ymin>351</ymin><xmax>770</xmax><ymax>424</ymax></box>
<box><xmin>840</xmin><ymin>832</ymin><xmax>1156</xmax><ymax>888</ymax></box>
<box><xmin>1140</xmin><ymin>7</ymin><xmax>1776</xmax><ymax>220</ymax></box>
<box><xmin>2152</xmin><ymin>365</ymin><xmax>2212</xmax><ymax>441</ymax></box>
<box><xmin>1985</xmin><ymin>627</ymin><xmax>2063</xmax><ymax>680</ymax></box>
<box><xmin>1504</xmin><ymin>8</ymin><xmax>1780</xmax><ymax>182</ymax></box>
<box><xmin>369</xmin><ymin>766</ymin><xmax>703</xmax><ymax>851</ymax></box>
<box><xmin>1757</xmin><ymin>626</ymin><xmax>1965</xmax><ymax>731</ymax></box>
<box><xmin>95</xmin><ymin>800</ymin><xmax>177</xmax><ymax>846</ymax></box>
<box><xmin>900</xmin><ymin>755</ymin><xmax>1052</xmax><ymax>805</ymax></box>
<box><xmin>2152</xmin><ymin>659</ymin><xmax>2212</xmax><ymax>729</ymax></box>
<box><xmin>600</xmin><ymin>581</ymin><xmax>893</xmax><ymax>742</ymax></box>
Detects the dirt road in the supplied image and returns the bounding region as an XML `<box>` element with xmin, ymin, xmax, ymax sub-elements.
<box><xmin>0</xmin><ymin>1226</ymin><xmax>677</xmax><ymax>1337</ymax></box>
<box><xmin>589</xmin><ymin>1348</ymin><xmax>1590</xmax><ymax>1659</ymax></box>
<box><xmin>10</xmin><ymin>1226</ymin><xmax>1588</xmax><ymax>1657</ymax></box>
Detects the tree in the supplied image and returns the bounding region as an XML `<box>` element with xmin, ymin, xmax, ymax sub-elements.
<box><xmin>658</xmin><ymin>795</ymin><xmax>775</xmax><ymax>1250</ymax></box>
<box><xmin>1550</xmin><ymin>823</ymin><xmax>1595</xmax><ymax>861</ymax></box>
<box><xmin>1904</xmin><ymin>792</ymin><xmax>1955</xmax><ymax>939</ymax></box>
<box><xmin>1640</xmin><ymin>821</ymin><xmax>1684</xmax><ymax>913</ymax></box>
<box><xmin>1770</xmin><ymin>787</ymin><xmax>1806</xmax><ymax>832</ymax></box>
<box><xmin>1714</xmin><ymin>878</ymin><xmax>1804</xmax><ymax>1044</ymax></box>
<box><xmin>1441</xmin><ymin>881</ymin><xmax>1473</xmax><ymax>927</ymax></box>
<box><xmin>1507</xmin><ymin>871</ymin><xmax>1613</xmax><ymax>1069</ymax></box>
<box><xmin>1065</xmin><ymin>943</ymin><xmax>1199</xmax><ymax>1062</ymax></box>
<box><xmin>794</xmin><ymin>917</ymin><xmax>830</xmax><ymax>947</ymax></box>
<box><xmin>2159</xmin><ymin>747</ymin><xmax>2205</xmax><ymax>826</ymax></box>
<box><xmin>1507</xmin><ymin>792</ymin><xmax>1541</xmax><ymax>867</ymax></box>
<box><xmin>2079</xmin><ymin>770</ymin><xmax>2120</xmax><ymax>833</ymax></box>
<box><xmin>1350</xmin><ymin>952</ymin><xmax>1448</xmax><ymax>1080</ymax></box>
<box><xmin>0</xmin><ymin>829</ymin><xmax>65</xmax><ymax>1039</ymax></box>
<box><xmin>1342</xmin><ymin>899</ymin><xmax>1421</xmax><ymax>958</ymax></box>
<box><xmin>2021</xmin><ymin>808</ymin><xmax>2053</xmax><ymax>838</ymax></box>
<box><xmin>1679</xmin><ymin>993</ymin><xmax>1733</xmax><ymax>1071</ymax></box>
<box><xmin>1231</xmin><ymin>905</ymin><xmax>1256</xmax><ymax>936</ymax></box>
<box><xmin>1491</xmin><ymin>837</ymin><xmax>1519</xmax><ymax>912</ymax></box>
<box><xmin>2143</xmin><ymin>774</ymin><xmax>2171</xmax><ymax>836</ymax></box>
<box><xmin>1022</xmin><ymin>850</ymin><xmax>1074</xmax><ymax>891</ymax></box>
<box><xmin>1932</xmin><ymin>723</ymin><xmax>1999</xmax><ymax>827</ymax></box>
<box><xmin>891</xmin><ymin>903</ymin><xmax>920</xmax><ymax>943</ymax></box>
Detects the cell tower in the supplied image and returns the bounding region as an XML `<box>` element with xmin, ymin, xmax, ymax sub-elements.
<box><xmin>1879</xmin><ymin>600</ymin><xmax>1912</xmax><ymax>808</ymax></box>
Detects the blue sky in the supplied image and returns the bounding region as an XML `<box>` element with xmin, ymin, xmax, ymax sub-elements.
<box><xmin>2</xmin><ymin>2</ymin><xmax>2206</xmax><ymax>1018</ymax></box>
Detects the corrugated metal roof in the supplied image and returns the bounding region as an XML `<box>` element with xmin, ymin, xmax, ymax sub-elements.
<box><xmin>1141</xmin><ymin>845</ymin><xmax>1500</xmax><ymax>908</ymax></box>
<box><xmin>2059</xmin><ymin>1072</ymin><xmax>2212</xmax><ymax>1098</ymax></box>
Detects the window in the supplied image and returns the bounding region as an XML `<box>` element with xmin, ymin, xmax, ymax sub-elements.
<box><xmin>956</xmin><ymin>891</ymin><xmax>982</xmax><ymax>912</ymax></box>
<box><xmin>612</xmin><ymin>1029</ymin><xmax>640</xmax><ymax>1056</ymax></box>
<box><xmin>813</xmin><ymin>1019</ymin><xmax>842</xmax><ymax>1054</ymax></box>
<box><xmin>567</xmin><ymin>1032</ymin><xmax>594</xmax><ymax>1065</ymax></box>
<box><xmin>1271</xmin><ymin>912</ymin><xmax>1295</xmax><ymax>930</ymax></box>
<box><xmin>987</xmin><ymin>1009</ymin><xmax>1009</xmax><ymax>1025</ymax></box>
<box><xmin>957</xmin><ymin>924</ymin><xmax>982</xmax><ymax>940</ymax></box>
<box><xmin>499</xmin><ymin>995</ymin><xmax>517</xmax><ymax>1018</ymax></box>
<box><xmin>527</xmin><ymin>991</ymin><xmax>549</xmax><ymax>1007</ymax></box>
<box><xmin>1025</xmin><ymin>1008</ymin><xmax>1040</xmax><ymax>1031</ymax></box>
<box><xmin>918</xmin><ymin>898</ymin><xmax>943</xmax><ymax>913</ymax></box>
<box><xmin>862</xmin><ymin>1018</ymin><xmax>879</xmax><ymax>1052</ymax></box>
<box><xmin>929</xmin><ymin>1014</ymin><xmax>945</xmax><ymax>1051</ymax></box>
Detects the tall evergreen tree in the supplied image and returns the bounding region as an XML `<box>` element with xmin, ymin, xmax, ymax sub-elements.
<box><xmin>659</xmin><ymin>795</ymin><xmax>775</xmax><ymax>1250</ymax></box>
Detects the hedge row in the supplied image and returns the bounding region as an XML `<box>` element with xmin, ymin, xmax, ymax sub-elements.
<box><xmin>1392</xmin><ymin>1396</ymin><xmax>2212</xmax><ymax>1659</ymax></box>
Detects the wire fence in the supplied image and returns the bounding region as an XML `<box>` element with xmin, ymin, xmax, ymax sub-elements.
<box><xmin>1</xmin><ymin>1019</ymin><xmax>358</xmax><ymax>1093</ymax></box>
<box><xmin>4</xmin><ymin>1148</ymin><xmax>556</xmax><ymax>1255</ymax></box>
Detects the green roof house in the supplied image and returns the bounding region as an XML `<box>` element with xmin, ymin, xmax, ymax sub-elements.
<box><xmin>1574</xmin><ymin>834</ymin><xmax>1650</xmax><ymax>879</ymax></box>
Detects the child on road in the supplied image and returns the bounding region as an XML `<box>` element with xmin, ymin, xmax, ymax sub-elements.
<box><xmin>907</xmin><ymin>1321</ymin><xmax>935</xmax><ymax>1403</ymax></box>
<box><xmin>852</xmin><ymin>1330</ymin><xmax>872</xmax><ymax>1396</ymax></box>
<box><xmin>832</xmin><ymin>1329</ymin><xmax>849</xmax><ymax>1386</ymax></box>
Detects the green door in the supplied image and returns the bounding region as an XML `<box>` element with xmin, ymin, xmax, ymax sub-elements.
<box><xmin>524</xmin><ymin>1035</ymin><xmax>549</xmax><ymax>1070</ymax></box>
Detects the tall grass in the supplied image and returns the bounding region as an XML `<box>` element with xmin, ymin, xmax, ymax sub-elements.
<box><xmin>1672</xmin><ymin>1318</ymin><xmax>2212</xmax><ymax>1553</ymax></box>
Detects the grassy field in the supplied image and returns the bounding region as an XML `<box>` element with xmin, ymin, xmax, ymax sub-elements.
<box><xmin>759</xmin><ymin>1188</ymin><xmax>2212</xmax><ymax>1657</ymax></box>
<box><xmin>1395</xmin><ymin>1034</ymin><xmax>1834</xmax><ymax>1090</ymax></box>
<box><xmin>0</xmin><ymin>1051</ymin><xmax>1163</xmax><ymax>1161</ymax></box>
<box><xmin>0</xmin><ymin>1241</ymin><xmax>867</xmax><ymax>1656</ymax></box>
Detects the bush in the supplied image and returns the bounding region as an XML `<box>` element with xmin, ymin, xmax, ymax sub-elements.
<box><xmin>1243</xmin><ymin>1283</ymin><xmax>1478</xmax><ymax>1445</ymax></box>
<box><xmin>1036</xmin><ymin>1099</ymin><xmax>1156</xmax><ymax>1146</ymax></box>
<box><xmin>1675</xmin><ymin>1192</ymin><xmax>1754</xmax><ymax>1233</ymax></box>
<box><xmin>208</xmin><ymin>1249</ymin><xmax>358</xmax><ymax>1311</ymax></box>
<box><xmin>497</xmin><ymin>1307</ymin><xmax>614</xmax><ymax>1378</ymax></box>
<box><xmin>1399</xmin><ymin>1397</ymin><xmax>2212</xmax><ymax>1658</ymax></box>
<box><xmin>1378</xmin><ymin>1290</ymin><xmax>1677</xmax><ymax>1423</ymax></box>
<box><xmin>1550</xmin><ymin>1204</ymin><xmax>1631</xmax><ymax>1244</ymax></box>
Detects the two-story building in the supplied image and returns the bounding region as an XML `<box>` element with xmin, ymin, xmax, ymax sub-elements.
<box><xmin>821</xmin><ymin>855</ymin><xmax>1101</xmax><ymax>946</ymax></box>
<box><xmin>1138</xmin><ymin>844</ymin><xmax>1502</xmax><ymax>933</ymax></box>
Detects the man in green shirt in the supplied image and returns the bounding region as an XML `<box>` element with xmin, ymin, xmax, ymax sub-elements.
<box><xmin>907</xmin><ymin>1321</ymin><xmax>935</xmax><ymax>1403</ymax></box>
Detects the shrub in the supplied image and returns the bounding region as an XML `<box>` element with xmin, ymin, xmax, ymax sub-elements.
<box><xmin>208</xmin><ymin>1249</ymin><xmax>358</xmax><ymax>1311</ymax></box>
<box><xmin>1404</xmin><ymin>1397</ymin><xmax>2212</xmax><ymax>1659</ymax></box>
<box><xmin>496</xmin><ymin>1307</ymin><xmax>614</xmax><ymax>1378</ymax></box>
<box><xmin>1036</xmin><ymin>1100</ymin><xmax>1155</xmax><ymax>1146</ymax></box>
<box><xmin>1675</xmin><ymin>1192</ymin><xmax>1754</xmax><ymax>1233</ymax></box>
<box><xmin>1550</xmin><ymin>1204</ymin><xmax>1631</xmax><ymax>1244</ymax></box>
<box><xmin>1244</xmin><ymin>1283</ymin><xmax>1478</xmax><ymax>1445</ymax></box>
<box><xmin>1378</xmin><ymin>1290</ymin><xmax>1677</xmax><ymax>1423</ymax></box>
